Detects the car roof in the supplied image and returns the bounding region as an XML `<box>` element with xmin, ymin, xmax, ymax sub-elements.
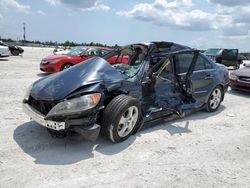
<box><xmin>124</xmin><ymin>41</ymin><xmax>192</xmax><ymax>55</ymax></box>
<box><xmin>88</xmin><ymin>46</ymin><xmax>113</xmax><ymax>51</ymax></box>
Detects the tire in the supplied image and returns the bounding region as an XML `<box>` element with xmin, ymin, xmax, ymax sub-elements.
<box><xmin>12</xmin><ymin>49</ymin><xmax>20</xmax><ymax>56</ymax></box>
<box><xmin>234</xmin><ymin>63</ymin><xmax>240</xmax><ymax>70</ymax></box>
<box><xmin>60</xmin><ymin>63</ymin><xmax>74</xmax><ymax>71</ymax></box>
<box><xmin>102</xmin><ymin>94</ymin><xmax>141</xmax><ymax>143</ymax></box>
<box><xmin>205</xmin><ymin>86</ymin><xmax>223</xmax><ymax>112</ymax></box>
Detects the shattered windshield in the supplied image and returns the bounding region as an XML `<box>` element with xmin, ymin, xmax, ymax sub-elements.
<box><xmin>204</xmin><ymin>48</ymin><xmax>222</xmax><ymax>56</ymax></box>
<box><xmin>103</xmin><ymin>47</ymin><xmax>145</xmax><ymax>77</ymax></box>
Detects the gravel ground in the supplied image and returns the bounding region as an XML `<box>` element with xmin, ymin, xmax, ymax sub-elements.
<box><xmin>0</xmin><ymin>47</ymin><xmax>250</xmax><ymax>188</ymax></box>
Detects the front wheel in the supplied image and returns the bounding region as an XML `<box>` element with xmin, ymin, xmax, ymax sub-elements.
<box><xmin>12</xmin><ymin>49</ymin><xmax>20</xmax><ymax>56</ymax></box>
<box><xmin>60</xmin><ymin>63</ymin><xmax>73</xmax><ymax>71</ymax></box>
<box><xmin>102</xmin><ymin>95</ymin><xmax>141</xmax><ymax>143</ymax></box>
<box><xmin>205</xmin><ymin>86</ymin><xmax>223</xmax><ymax>112</ymax></box>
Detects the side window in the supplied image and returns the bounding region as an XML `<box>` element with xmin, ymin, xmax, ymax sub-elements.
<box><xmin>87</xmin><ymin>49</ymin><xmax>99</xmax><ymax>56</ymax></box>
<box><xmin>101</xmin><ymin>49</ymin><xmax>110</xmax><ymax>56</ymax></box>
<box><xmin>194</xmin><ymin>55</ymin><xmax>213</xmax><ymax>71</ymax></box>
<box><xmin>205</xmin><ymin>59</ymin><xmax>213</xmax><ymax>69</ymax></box>
<box><xmin>194</xmin><ymin>55</ymin><xmax>206</xmax><ymax>71</ymax></box>
<box><xmin>223</xmin><ymin>49</ymin><xmax>238</xmax><ymax>57</ymax></box>
<box><xmin>174</xmin><ymin>53</ymin><xmax>194</xmax><ymax>74</ymax></box>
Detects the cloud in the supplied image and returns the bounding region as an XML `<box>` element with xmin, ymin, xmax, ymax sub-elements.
<box><xmin>209</xmin><ymin>0</ymin><xmax>250</xmax><ymax>7</ymax></box>
<box><xmin>45</xmin><ymin>0</ymin><xmax>110</xmax><ymax>11</ymax></box>
<box><xmin>44</xmin><ymin>0</ymin><xmax>60</xmax><ymax>6</ymax></box>
<box><xmin>210</xmin><ymin>0</ymin><xmax>250</xmax><ymax>37</ymax></box>
<box><xmin>117</xmin><ymin>0</ymin><xmax>250</xmax><ymax>38</ymax></box>
<box><xmin>37</xmin><ymin>10</ymin><xmax>47</xmax><ymax>16</ymax></box>
<box><xmin>117</xmin><ymin>0</ymin><xmax>215</xmax><ymax>31</ymax></box>
<box><xmin>0</xmin><ymin>0</ymin><xmax>30</xmax><ymax>13</ymax></box>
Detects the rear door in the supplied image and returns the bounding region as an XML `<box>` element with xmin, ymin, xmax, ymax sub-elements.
<box><xmin>221</xmin><ymin>49</ymin><xmax>238</xmax><ymax>66</ymax></box>
<box><xmin>190</xmin><ymin>54</ymin><xmax>214</xmax><ymax>105</ymax></box>
<box><xmin>173</xmin><ymin>52</ymin><xmax>214</xmax><ymax>106</ymax></box>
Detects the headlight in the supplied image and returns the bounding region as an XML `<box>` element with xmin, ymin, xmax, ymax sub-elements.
<box><xmin>24</xmin><ymin>84</ymin><xmax>33</xmax><ymax>100</ymax></box>
<box><xmin>48</xmin><ymin>59</ymin><xmax>60</xmax><ymax>64</ymax></box>
<box><xmin>229</xmin><ymin>73</ymin><xmax>238</xmax><ymax>80</ymax></box>
<box><xmin>46</xmin><ymin>93</ymin><xmax>101</xmax><ymax>117</ymax></box>
<box><xmin>41</xmin><ymin>59</ymin><xmax>60</xmax><ymax>64</ymax></box>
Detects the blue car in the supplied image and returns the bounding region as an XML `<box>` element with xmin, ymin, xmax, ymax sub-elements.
<box><xmin>23</xmin><ymin>42</ymin><xmax>229</xmax><ymax>143</ymax></box>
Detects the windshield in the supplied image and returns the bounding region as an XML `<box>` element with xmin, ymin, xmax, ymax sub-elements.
<box><xmin>83</xmin><ymin>48</ymin><xmax>100</xmax><ymax>56</ymax></box>
<box><xmin>204</xmin><ymin>48</ymin><xmax>222</xmax><ymax>56</ymax></box>
<box><xmin>66</xmin><ymin>47</ymin><xmax>86</xmax><ymax>56</ymax></box>
<box><xmin>103</xmin><ymin>47</ymin><xmax>145</xmax><ymax>77</ymax></box>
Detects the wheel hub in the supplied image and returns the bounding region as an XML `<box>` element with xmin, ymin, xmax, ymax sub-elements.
<box><xmin>117</xmin><ymin>106</ymin><xmax>139</xmax><ymax>138</ymax></box>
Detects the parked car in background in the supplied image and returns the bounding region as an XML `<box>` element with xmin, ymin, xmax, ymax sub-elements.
<box><xmin>0</xmin><ymin>41</ymin><xmax>24</xmax><ymax>56</ymax></box>
<box><xmin>24</xmin><ymin>42</ymin><xmax>229</xmax><ymax>143</ymax></box>
<box><xmin>0</xmin><ymin>42</ymin><xmax>11</xmax><ymax>57</ymax></box>
<box><xmin>204</xmin><ymin>48</ymin><xmax>243</xmax><ymax>69</ymax></box>
<box><xmin>40</xmin><ymin>47</ymin><xmax>112</xmax><ymax>73</ymax></box>
<box><xmin>53</xmin><ymin>46</ymin><xmax>68</xmax><ymax>54</ymax></box>
<box><xmin>230</xmin><ymin>63</ymin><xmax>250</xmax><ymax>92</ymax></box>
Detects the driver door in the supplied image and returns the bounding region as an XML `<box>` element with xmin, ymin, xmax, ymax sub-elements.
<box><xmin>141</xmin><ymin>58</ymin><xmax>183</xmax><ymax>120</ymax></box>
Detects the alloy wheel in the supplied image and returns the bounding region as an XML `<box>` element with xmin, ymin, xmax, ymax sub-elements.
<box><xmin>117</xmin><ymin>106</ymin><xmax>139</xmax><ymax>138</ymax></box>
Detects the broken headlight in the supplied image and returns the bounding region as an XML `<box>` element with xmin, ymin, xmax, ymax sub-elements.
<box><xmin>229</xmin><ymin>73</ymin><xmax>238</xmax><ymax>80</ymax></box>
<box><xmin>46</xmin><ymin>93</ymin><xmax>101</xmax><ymax>117</ymax></box>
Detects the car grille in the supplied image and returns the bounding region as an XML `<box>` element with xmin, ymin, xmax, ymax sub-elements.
<box><xmin>28</xmin><ymin>96</ymin><xmax>56</xmax><ymax>115</ymax></box>
<box><xmin>239</xmin><ymin>76</ymin><xmax>250</xmax><ymax>82</ymax></box>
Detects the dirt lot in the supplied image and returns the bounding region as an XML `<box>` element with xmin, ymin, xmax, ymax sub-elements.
<box><xmin>0</xmin><ymin>47</ymin><xmax>250</xmax><ymax>188</ymax></box>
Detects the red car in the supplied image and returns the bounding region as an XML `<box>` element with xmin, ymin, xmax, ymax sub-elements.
<box><xmin>230</xmin><ymin>63</ymin><xmax>250</xmax><ymax>92</ymax></box>
<box><xmin>40</xmin><ymin>47</ymin><xmax>112</xmax><ymax>73</ymax></box>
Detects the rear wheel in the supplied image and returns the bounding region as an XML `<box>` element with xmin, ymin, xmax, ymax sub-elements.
<box><xmin>102</xmin><ymin>95</ymin><xmax>141</xmax><ymax>143</ymax></box>
<box><xmin>60</xmin><ymin>63</ymin><xmax>73</xmax><ymax>71</ymax></box>
<box><xmin>205</xmin><ymin>86</ymin><xmax>223</xmax><ymax>112</ymax></box>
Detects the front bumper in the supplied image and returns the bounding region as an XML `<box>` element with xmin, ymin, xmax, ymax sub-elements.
<box><xmin>230</xmin><ymin>79</ymin><xmax>250</xmax><ymax>92</ymax></box>
<box><xmin>22</xmin><ymin>102</ymin><xmax>101</xmax><ymax>141</ymax></box>
<box><xmin>40</xmin><ymin>64</ymin><xmax>57</xmax><ymax>73</ymax></box>
<box><xmin>23</xmin><ymin>103</ymin><xmax>65</xmax><ymax>130</ymax></box>
<box><xmin>0</xmin><ymin>50</ymin><xmax>11</xmax><ymax>57</ymax></box>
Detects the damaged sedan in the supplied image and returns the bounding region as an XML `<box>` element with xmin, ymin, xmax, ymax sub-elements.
<box><xmin>23</xmin><ymin>42</ymin><xmax>229</xmax><ymax>143</ymax></box>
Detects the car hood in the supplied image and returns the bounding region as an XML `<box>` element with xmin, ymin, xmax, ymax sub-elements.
<box><xmin>43</xmin><ymin>55</ymin><xmax>70</xmax><ymax>60</ymax></box>
<box><xmin>55</xmin><ymin>50</ymin><xmax>70</xmax><ymax>55</ymax></box>
<box><xmin>232</xmin><ymin>67</ymin><xmax>250</xmax><ymax>77</ymax></box>
<box><xmin>31</xmin><ymin>57</ymin><xmax>127</xmax><ymax>101</ymax></box>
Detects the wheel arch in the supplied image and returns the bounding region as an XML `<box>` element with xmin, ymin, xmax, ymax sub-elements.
<box><xmin>60</xmin><ymin>62</ymin><xmax>74</xmax><ymax>71</ymax></box>
<box><xmin>206</xmin><ymin>84</ymin><xmax>224</xmax><ymax>104</ymax></box>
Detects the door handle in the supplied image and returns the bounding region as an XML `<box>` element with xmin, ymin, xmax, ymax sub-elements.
<box><xmin>204</xmin><ymin>75</ymin><xmax>213</xmax><ymax>80</ymax></box>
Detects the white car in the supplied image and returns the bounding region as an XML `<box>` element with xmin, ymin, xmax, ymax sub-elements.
<box><xmin>0</xmin><ymin>44</ymin><xmax>11</xmax><ymax>57</ymax></box>
<box><xmin>54</xmin><ymin>49</ymin><xmax>71</xmax><ymax>55</ymax></box>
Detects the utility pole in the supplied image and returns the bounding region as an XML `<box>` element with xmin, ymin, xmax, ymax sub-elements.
<box><xmin>23</xmin><ymin>22</ymin><xmax>26</xmax><ymax>44</ymax></box>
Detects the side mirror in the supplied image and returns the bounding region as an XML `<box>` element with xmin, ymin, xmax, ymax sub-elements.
<box><xmin>79</xmin><ymin>53</ymin><xmax>88</xmax><ymax>58</ymax></box>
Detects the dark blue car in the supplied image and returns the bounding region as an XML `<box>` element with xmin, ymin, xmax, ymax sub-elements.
<box><xmin>23</xmin><ymin>42</ymin><xmax>229</xmax><ymax>143</ymax></box>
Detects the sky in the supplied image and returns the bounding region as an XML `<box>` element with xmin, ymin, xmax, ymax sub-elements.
<box><xmin>0</xmin><ymin>0</ymin><xmax>250</xmax><ymax>52</ymax></box>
